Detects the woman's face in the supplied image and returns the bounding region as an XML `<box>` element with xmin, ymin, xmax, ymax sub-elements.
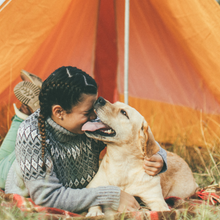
<box><xmin>53</xmin><ymin>93</ymin><xmax>97</xmax><ymax>134</ymax></box>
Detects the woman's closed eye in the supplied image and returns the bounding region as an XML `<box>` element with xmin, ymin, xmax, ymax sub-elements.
<box><xmin>84</xmin><ymin>109</ymin><xmax>96</xmax><ymax>118</ymax></box>
<box><xmin>84</xmin><ymin>112</ymin><xmax>90</xmax><ymax>116</ymax></box>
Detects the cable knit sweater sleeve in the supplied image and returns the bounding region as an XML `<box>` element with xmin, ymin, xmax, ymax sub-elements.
<box><xmin>25</xmin><ymin>174</ymin><xmax>120</xmax><ymax>213</ymax></box>
<box><xmin>156</xmin><ymin>142</ymin><xmax>167</xmax><ymax>174</ymax></box>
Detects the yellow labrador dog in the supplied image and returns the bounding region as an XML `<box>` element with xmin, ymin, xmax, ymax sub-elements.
<box><xmin>82</xmin><ymin>97</ymin><xmax>198</xmax><ymax>216</ymax></box>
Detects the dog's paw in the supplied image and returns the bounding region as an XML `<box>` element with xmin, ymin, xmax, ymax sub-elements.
<box><xmin>86</xmin><ymin>211</ymin><xmax>104</xmax><ymax>217</ymax></box>
<box><xmin>159</xmin><ymin>207</ymin><xmax>170</xmax><ymax>211</ymax></box>
<box><xmin>86</xmin><ymin>206</ymin><xmax>104</xmax><ymax>217</ymax></box>
<box><xmin>150</xmin><ymin>204</ymin><xmax>170</xmax><ymax>212</ymax></box>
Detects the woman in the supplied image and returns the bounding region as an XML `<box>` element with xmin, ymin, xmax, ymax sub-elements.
<box><xmin>5</xmin><ymin>66</ymin><xmax>167</xmax><ymax>213</ymax></box>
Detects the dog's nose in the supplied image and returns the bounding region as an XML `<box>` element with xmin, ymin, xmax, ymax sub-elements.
<box><xmin>96</xmin><ymin>97</ymin><xmax>106</xmax><ymax>106</ymax></box>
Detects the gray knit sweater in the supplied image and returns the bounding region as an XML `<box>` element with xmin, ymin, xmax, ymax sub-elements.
<box><xmin>5</xmin><ymin>110</ymin><xmax>167</xmax><ymax>213</ymax></box>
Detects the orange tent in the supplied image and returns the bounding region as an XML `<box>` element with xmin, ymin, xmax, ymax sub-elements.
<box><xmin>1</xmin><ymin>0</ymin><xmax>220</xmax><ymax>147</ymax></box>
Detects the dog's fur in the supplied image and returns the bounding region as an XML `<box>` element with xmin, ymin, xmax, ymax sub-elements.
<box><xmin>84</xmin><ymin>98</ymin><xmax>198</xmax><ymax>216</ymax></box>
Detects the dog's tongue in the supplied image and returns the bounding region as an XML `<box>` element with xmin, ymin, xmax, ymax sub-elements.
<box><xmin>82</xmin><ymin>119</ymin><xmax>109</xmax><ymax>131</ymax></box>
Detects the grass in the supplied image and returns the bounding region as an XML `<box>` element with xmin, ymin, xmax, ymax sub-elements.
<box><xmin>177</xmin><ymin>204</ymin><xmax>220</xmax><ymax>220</ymax></box>
<box><xmin>163</xmin><ymin>142</ymin><xmax>220</xmax><ymax>188</ymax></box>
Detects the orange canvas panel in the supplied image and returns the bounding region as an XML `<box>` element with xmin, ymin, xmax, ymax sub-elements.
<box><xmin>0</xmin><ymin>0</ymin><xmax>73</xmax><ymax>102</ymax></box>
<box><xmin>24</xmin><ymin>0</ymin><xmax>99</xmax><ymax>81</ymax></box>
<box><xmin>116</xmin><ymin>0</ymin><xmax>220</xmax><ymax>146</ymax></box>
<box><xmin>150</xmin><ymin>0</ymin><xmax>220</xmax><ymax>105</ymax></box>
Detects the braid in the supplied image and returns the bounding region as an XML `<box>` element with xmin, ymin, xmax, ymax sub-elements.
<box><xmin>38</xmin><ymin>113</ymin><xmax>47</xmax><ymax>170</ymax></box>
<box><xmin>38</xmin><ymin>66</ymin><xmax>98</xmax><ymax>170</ymax></box>
<box><xmin>38</xmin><ymin>82</ymin><xmax>54</xmax><ymax>170</ymax></box>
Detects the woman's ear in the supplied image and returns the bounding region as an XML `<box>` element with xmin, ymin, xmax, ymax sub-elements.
<box><xmin>52</xmin><ymin>105</ymin><xmax>64</xmax><ymax>120</ymax></box>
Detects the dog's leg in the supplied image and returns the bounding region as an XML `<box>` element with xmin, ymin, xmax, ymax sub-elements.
<box><xmin>139</xmin><ymin>187</ymin><xmax>170</xmax><ymax>211</ymax></box>
<box><xmin>86</xmin><ymin>160</ymin><xmax>110</xmax><ymax>216</ymax></box>
<box><xmin>127</xmin><ymin>176</ymin><xmax>170</xmax><ymax>212</ymax></box>
<box><xmin>141</xmin><ymin>197</ymin><xmax>170</xmax><ymax>211</ymax></box>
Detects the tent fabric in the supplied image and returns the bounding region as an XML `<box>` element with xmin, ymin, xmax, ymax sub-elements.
<box><xmin>0</xmin><ymin>0</ymin><xmax>220</xmax><ymax>147</ymax></box>
<box><xmin>116</xmin><ymin>0</ymin><xmax>220</xmax><ymax>146</ymax></box>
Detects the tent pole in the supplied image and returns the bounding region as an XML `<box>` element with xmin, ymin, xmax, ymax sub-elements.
<box><xmin>124</xmin><ymin>0</ymin><xmax>129</xmax><ymax>104</ymax></box>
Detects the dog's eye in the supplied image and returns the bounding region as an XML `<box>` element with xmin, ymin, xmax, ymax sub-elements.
<box><xmin>120</xmin><ymin>109</ymin><xmax>129</xmax><ymax>119</ymax></box>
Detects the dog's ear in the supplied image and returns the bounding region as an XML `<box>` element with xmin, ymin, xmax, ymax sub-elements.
<box><xmin>142</xmin><ymin>122</ymin><xmax>160</xmax><ymax>158</ymax></box>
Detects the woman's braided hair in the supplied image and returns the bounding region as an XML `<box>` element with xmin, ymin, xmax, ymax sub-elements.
<box><xmin>38</xmin><ymin>66</ymin><xmax>97</xmax><ymax>170</ymax></box>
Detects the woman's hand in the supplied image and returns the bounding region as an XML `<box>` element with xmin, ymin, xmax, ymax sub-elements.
<box><xmin>118</xmin><ymin>190</ymin><xmax>140</xmax><ymax>212</ymax></box>
<box><xmin>143</xmin><ymin>154</ymin><xmax>164</xmax><ymax>176</ymax></box>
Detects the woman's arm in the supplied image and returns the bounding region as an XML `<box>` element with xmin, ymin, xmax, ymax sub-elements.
<box><xmin>25</xmin><ymin>174</ymin><xmax>120</xmax><ymax>213</ymax></box>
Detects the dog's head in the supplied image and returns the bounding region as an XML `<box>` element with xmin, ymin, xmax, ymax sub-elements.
<box><xmin>82</xmin><ymin>97</ymin><xmax>159</xmax><ymax>158</ymax></box>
